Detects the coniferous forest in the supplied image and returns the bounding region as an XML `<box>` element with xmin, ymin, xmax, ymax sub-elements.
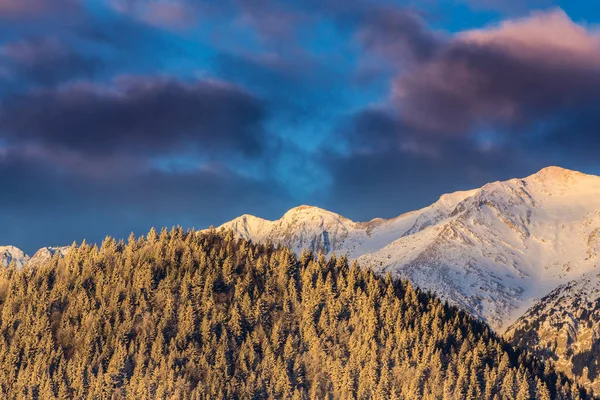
<box><xmin>0</xmin><ymin>228</ymin><xmax>592</xmax><ymax>399</ymax></box>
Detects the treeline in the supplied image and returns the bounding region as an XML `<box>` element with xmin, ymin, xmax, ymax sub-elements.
<box><xmin>0</xmin><ymin>228</ymin><xmax>591</xmax><ymax>399</ymax></box>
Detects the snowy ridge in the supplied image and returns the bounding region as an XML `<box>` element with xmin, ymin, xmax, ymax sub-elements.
<box><xmin>0</xmin><ymin>246</ymin><xmax>70</xmax><ymax>268</ymax></box>
<box><xmin>4</xmin><ymin>166</ymin><xmax>600</xmax><ymax>333</ymax></box>
<box><xmin>215</xmin><ymin>167</ymin><xmax>600</xmax><ymax>331</ymax></box>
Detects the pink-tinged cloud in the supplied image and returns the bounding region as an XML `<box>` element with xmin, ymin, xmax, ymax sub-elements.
<box><xmin>393</xmin><ymin>9</ymin><xmax>600</xmax><ymax>136</ymax></box>
<box><xmin>110</xmin><ymin>0</ymin><xmax>199</xmax><ymax>29</ymax></box>
<box><xmin>0</xmin><ymin>0</ymin><xmax>79</xmax><ymax>16</ymax></box>
<box><xmin>2</xmin><ymin>37</ymin><xmax>68</xmax><ymax>64</ymax></box>
<box><xmin>235</xmin><ymin>1</ymin><xmax>307</xmax><ymax>42</ymax></box>
<box><xmin>460</xmin><ymin>9</ymin><xmax>600</xmax><ymax>67</ymax></box>
<box><xmin>0</xmin><ymin>0</ymin><xmax>46</xmax><ymax>14</ymax></box>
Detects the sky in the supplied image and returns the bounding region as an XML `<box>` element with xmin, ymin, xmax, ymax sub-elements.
<box><xmin>1</xmin><ymin>0</ymin><xmax>600</xmax><ymax>253</ymax></box>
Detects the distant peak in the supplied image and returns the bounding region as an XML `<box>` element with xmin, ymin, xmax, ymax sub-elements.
<box><xmin>225</xmin><ymin>213</ymin><xmax>271</xmax><ymax>226</ymax></box>
<box><xmin>282</xmin><ymin>205</ymin><xmax>345</xmax><ymax>220</ymax></box>
<box><xmin>285</xmin><ymin>205</ymin><xmax>329</xmax><ymax>214</ymax></box>
<box><xmin>529</xmin><ymin>166</ymin><xmax>586</xmax><ymax>183</ymax></box>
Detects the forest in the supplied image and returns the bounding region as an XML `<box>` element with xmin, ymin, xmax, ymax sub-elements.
<box><xmin>0</xmin><ymin>227</ymin><xmax>592</xmax><ymax>399</ymax></box>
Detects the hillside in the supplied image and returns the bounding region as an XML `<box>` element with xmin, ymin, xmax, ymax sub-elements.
<box><xmin>0</xmin><ymin>229</ymin><xmax>589</xmax><ymax>399</ymax></box>
<box><xmin>506</xmin><ymin>273</ymin><xmax>600</xmax><ymax>393</ymax></box>
<box><xmin>215</xmin><ymin>166</ymin><xmax>600</xmax><ymax>330</ymax></box>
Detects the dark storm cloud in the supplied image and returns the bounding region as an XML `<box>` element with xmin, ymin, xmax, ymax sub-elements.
<box><xmin>0</xmin><ymin>76</ymin><xmax>269</xmax><ymax>158</ymax></box>
<box><xmin>0</xmin><ymin>37</ymin><xmax>100</xmax><ymax>85</ymax></box>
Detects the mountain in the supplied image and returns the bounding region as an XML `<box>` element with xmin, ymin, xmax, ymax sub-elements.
<box><xmin>215</xmin><ymin>166</ymin><xmax>600</xmax><ymax>330</ymax></box>
<box><xmin>0</xmin><ymin>246</ymin><xmax>29</xmax><ymax>268</ymax></box>
<box><xmin>27</xmin><ymin>246</ymin><xmax>71</xmax><ymax>267</ymax></box>
<box><xmin>0</xmin><ymin>246</ymin><xmax>69</xmax><ymax>268</ymax></box>
<box><xmin>506</xmin><ymin>273</ymin><xmax>600</xmax><ymax>392</ymax></box>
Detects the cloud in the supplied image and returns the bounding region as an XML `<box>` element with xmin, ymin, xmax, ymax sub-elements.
<box><xmin>0</xmin><ymin>151</ymin><xmax>292</xmax><ymax>253</ymax></box>
<box><xmin>324</xmin><ymin>9</ymin><xmax>600</xmax><ymax>218</ymax></box>
<box><xmin>393</xmin><ymin>9</ymin><xmax>600</xmax><ymax>137</ymax></box>
<box><xmin>459</xmin><ymin>0</ymin><xmax>553</xmax><ymax>13</ymax></box>
<box><xmin>0</xmin><ymin>0</ymin><xmax>80</xmax><ymax>17</ymax></box>
<box><xmin>0</xmin><ymin>76</ymin><xmax>269</xmax><ymax>160</ymax></box>
<box><xmin>0</xmin><ymin>37</ymin><xmax>100</xmax><ymax>85</ymax></box>
<box><xmin>357</xmin><ymin>7</ymin><xmax>441</xmax><ymax>66</ymax></box>
<box><xmin>110</xmin><ymin>0</ymin><xmax>200</xmax><ymax>29</ymax></box>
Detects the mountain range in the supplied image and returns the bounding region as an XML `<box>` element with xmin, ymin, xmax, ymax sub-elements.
<box><xmin>4</xmin><ymin>165</ymin><xmax>600</xmax><ymax>390</ymax></box>
<box><xmin>213</xmin><ymin>166</ymin><xmax>600</xmax><ymax>331</ymax></box>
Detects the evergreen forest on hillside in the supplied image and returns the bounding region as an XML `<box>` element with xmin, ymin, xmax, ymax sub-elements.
<box><xmin>0</xmin><ymin>228</ymin><xmax>592</xmax><ymax>399</ymax></box>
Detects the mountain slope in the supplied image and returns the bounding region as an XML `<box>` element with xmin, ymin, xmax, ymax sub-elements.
<box><xmin>506</xmin><ymin>273</ymin><xmax>600</xmax><ymax>392</ymax></box>
<box><xmin>215</xmin><ymin>166</ymin><xmax>600</xmax><ymax>330</ymax></box>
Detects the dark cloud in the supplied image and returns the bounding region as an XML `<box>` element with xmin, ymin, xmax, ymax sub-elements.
<box><xmin>537</xmin><ymin>104</ymin><xmax>600</xmax><ymax>162</ymax></box>
<box><xmin>0</xmin><ymin>76</ymin><xmax>269</xmax><ymax>159</ymax></box>
<box><xmin>0</xmin><ymin>37</ymin><xmax>100</xmax><ymax>85</ymax></box>
<box><xmin>357</xmin><ymin>7</ymin><xmax>441</xmax><ymax>66</ymax></box>
<box><xmin>0</xmin><ymin>152</ymin><xmax>292</xmax><ymax>253</ymax></box>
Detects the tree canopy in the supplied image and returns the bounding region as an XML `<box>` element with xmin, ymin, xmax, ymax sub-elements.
<box><xmin>0</xmin><ymin>228</ymin><xmax>590</xmax><ymax>399</ymax></box>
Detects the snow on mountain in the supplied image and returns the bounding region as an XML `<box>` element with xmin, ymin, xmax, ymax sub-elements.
<box><xmin>0</xmin><ymin>246</ymin><xmax>29</xmax><ymax>268</ymax></box>
<box><xmin>505</xmin><ymin>273</ymin><xmax>600</xmax><ymax>392</ymax></box>
<box><xmin>27</xmin><ymin>246</ymin><xmax>70</xmax><ymax>267</ymax></box>
<box><xmin>217</xmin><ymin>189</ymin><xmax>477</xmax><ymax>259</ymax></box>
<box><xmin>215</xmin><ymin>166</ymin><xmax>600</xmax><ymax>331</ymax></box>
<box><xmin>0</xmin><ymin>246</ymin><xmax>70</xmax><ymax>268</ymax></box>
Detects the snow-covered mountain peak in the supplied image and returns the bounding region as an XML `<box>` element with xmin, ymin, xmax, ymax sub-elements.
<box><xmin>4</xmin><ymin>166</ymin><xmax>597</xmax><ymax>332</ymax></box>
<box><xmin>28</xmin><ymin>246</ymin><xmax>70</xmax><ymax>267</ymax></box>
<box><xmin>0</xmin><ymin>246</ymin><xmax>29</xmax><ymax>268</ymax></box>
<box><xmin>528</xmin><ymin>165</ymin><xmax>588</xmax><ymax>184</ymax></box>
<box><xmin>214</xmin><ymin>167</ymin><xmax>600</xmax><ymax>330</ymax></box>
<box><xmin>281</xmin><ymin>205</ymin><xmax>347</xmax><ymax>221</ymax></box>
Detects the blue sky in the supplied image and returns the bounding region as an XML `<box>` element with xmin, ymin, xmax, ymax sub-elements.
<box><xmin>1</xmin><ymin>0</ymin><xmax>600</xmax><ymax>253</ymax></box>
